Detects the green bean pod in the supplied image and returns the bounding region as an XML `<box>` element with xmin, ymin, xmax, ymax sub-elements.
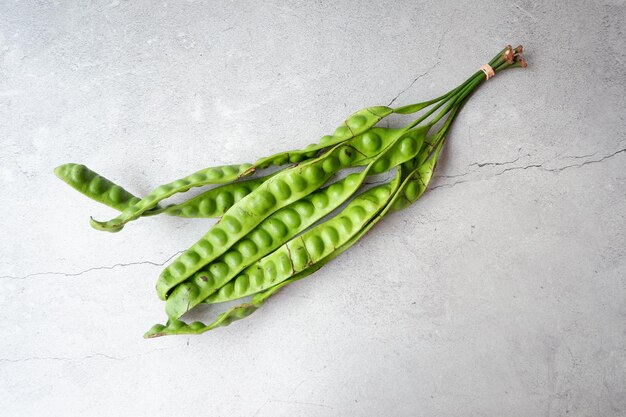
<box><xmin>197</xmin><ymin>146</ymin><xmax>442</xmax><ymax>312</ymax></box>
<box><xmin>157</xmin><ymin>174</ymin><xmax>274</xmax><ymax>218</ymax></box>
<box><xmin>163</xmin><ymin>173</ymin><xmax>366</xmax><ymax>317</ymax></box>
<box><xmin>392</xmin><ymin>141</ymin><xmax>444</xmax><ymax>211</ymax></box>
<box><xmin>90</xmin><ymin>163</ymin><xmax>259</xmax><ymax>232</ymax></box>
<box><xmin>198</xmin><ymin>144</ymin><xmax>446</xmax><ymax>309</ymax></box>
<box><xmin>160</xmin><ymin>127</ymin><xmax>417</xmax><ymax>306</ymax></box>
<box><xmin>253</xmin><ymin>106</ymin><xmax>396</xmax><ymax>169</ymax></box>
<box><xmin>206</xmin><ymin>180</ymin><xmax>400</xmax><ymax>303</ymax></box>
<box><xmin>144</xmin><ymin>271</ymin><xmax>304</xmax><ymax>338</ymax></box>
<box><xmin>310</xmin><ymin>106</ymin><xmax>393</xmax><ymax>150</ymax></box>
<box><xmin>58</xmin><ymin>125</ymin><xmax>412</xmax><ymax>229</ymax></box>
<box><xmin>162</xmin><ymin>133</ymin><xmax>428</xmax><ymax>318</ymax></box>
<box><xmin>54</xmin><ymin>163</ymin><xmax>273</xmax><ymax>219</ymax></box>
<box><xmin>156</xmin><ymin>125</ymin><xmax>429</xmax><ymax>300</ymax></box>
<box><xmin>145</xmin><ymin>170</ymin><xmax>402</xmax><ymax>337</ymax></box>
<box><xmin>59</xmin><ymin>127</ymin><xmax>399</xmax><ymax>220</ymax></box>
<box><xmin>155</xmin><ymin>142</ymin><xmax>375</xmax><ymax>299</ymax></box>
<box><xmin>66</xmin><ymin>122</ymin><xmax>405</xmax><ymax>227</ymax></box>
<box><xmin>147</xmin><ymin>143</ymin><xmax>447</xmax><ymax>337</ymax></box>
<box><xmin>54</xmin><ymin>164</ymin><xmax>146</xmax><ymax>212</ymax></box>
<box><xmin>88</xmin><ymin>106</ymin><xmax>394</xmax><ymax>232</ymax></box>
<box><xmin>162</xmin><ymin>124</ymin><xmax>410</xmax><ymax>221</ymax></box>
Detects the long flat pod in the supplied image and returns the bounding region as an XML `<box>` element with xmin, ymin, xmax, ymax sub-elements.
<box><xmin>157</xmin><ymin>125</ymin><xmax>429</xmax><ymax>300</ymax></box>
<box><xmin>255</xmin><ymin>106</ymin><xmax>394</xmax><ymax>168</ymax></box>
<box><xmin>57</xmin><ymin>125</ymin><xmax>414</xmax><ymax>224</ymax></box>
<box><xmin>208</xmin><ymin>180</ymin><xmax>400</xmax><ymax>302</ymax></box>
<box><xmin>144</xmin><ymin>144</ymin><xmax>445</xmax><ymax>337</ymax></box>
<box><xmin>158</xmin><ymin>173</ymin><xmax>274</xmax><ymax>218</ymax></box>
<box><xmin>88</xmin><ymin>106</ymin><xmax>394</xmax><ymax>232</ymax></box>
<box><xmin>54</xmin><ymin>162</ymin><xmax>276</xmax><ymax>219</ymax></box>
<box><xmin>155</xmin><ymin>129</ymin><xmax>403</xmax><ymax>299</ymax></box>
<box><xmin>90</xmin><ymin>163</ymin><xmax>256</xmax><ymax>232</ymax></box>
<box><xmin>164</xmin><ymin>128</ymin><xmax>428</xmax><ymax>316</ymax></box>
<box><xmin>54</xmin><ymin>45</ymin><xmax>528</xmax><ymax>338</ymax></box>
<box><xmin>165</xmin><ymin>173</ymin><xmax>371</xmax><ymax>318</ymax></box>
<box><xmin>199</xmin><ymin>144</ymin><xmax>444</xmax><ymax>308</ymax></box>
<box><xmin>144</xmin><ymin>169</ymin><xmax>402</xmax><ymax>337</ymax></box>
<box><xmin>155</xmin><ymin>143</ymin><xmax>360</xmax><ymax>299</ymax></box>
<box><xmin>54</xmin><ymin>163</ymin><xmax>148</xmax><ymax>213</ymax></box>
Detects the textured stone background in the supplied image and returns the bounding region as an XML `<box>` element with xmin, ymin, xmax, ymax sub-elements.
<box><xmin>1</xmin><ymin>1</ymin><xmax>625</xmax><ymax>416</ymax></box>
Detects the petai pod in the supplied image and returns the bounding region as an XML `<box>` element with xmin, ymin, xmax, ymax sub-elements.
<box><xmin>149</xmin><ymin>142</ymin><xmax>455</xmax><ymax>337</ymax></box>
<box><xmin>129</xmin><ymin>125</ymin><xmax>413</xmax><ymax>220</ymax></box>
<box><xmin>157</xmin><ymin>125</ymin><xmax>428</xmax><ymax>300</ymax></box>
<box><xmin>392</xmin><ymin>139</ymin><xmax>445</xmax><ymax>211</ymax></box>
<box><xmin>54</xmin><ymin>163</ymin><xmax>149</xmax><ymax>212</ymax></box>
<box><xmin>158</xmin><ymin>173</ymin><xmax>274</xmax><ymax>218</ymax></box>
<box><xmin>311</xmin><ymin>106</ymin><xmax>393</xmax><ymax>150</ymax></box>
<box><xmin>89</xmin><ymin>106</ymin><xmax>393</xmax><ymax>232</ymax></box>
<box><xmin>200</xmin><ymin>147</ymin><xmax>441</xmax><ymax>309</ymax></box>
<box><xmin>206</xmin><ymin>178</ymin><xmax>401</xmax><ymax>303</ymax></box>
<box><xmin>154</xmin><ymin>136</ymin><xmax>387</xmax><ymax>300</ymax></box>
<box><xmin>90</xmin><ymin>163</ymin><xmax>256</xmax><ymax>232</ymax></box>
<box><xmin>200</xmin><ymin>142</ymin><xmax>444</xmax><ymax>309</ymax></box>
<box><xmin>144</xmin><ymin>267</ymin><xmax>308</xmax><ymax>337</ymax></box>
<box><xmin>158</xmin><ymin>127</ymin><xmax>409</xmax><ymax>304</ymax></box>
<box><xmin>67</xmin><ymin>126</ymin><xmax>400</xmax><ymax>219</ymax></box>
<box><xmin>165</xmin><ymin>170</ymin><xmax>384</xmax><ymax>318</ymax></box>
<box><xmin>252</xmin><ymin>105</ymin><xmax>395</xmax><ymax>169</ymax></box>
<box><xmin>145</xmin><ymin>169</ymin><xmax>402</xmax><ymax>337</ymax></box>
<box><xmin>144</xmin><ymin>274</ymin><xmax>292</xmax><ymax>338</ymax></box>
<box><xmin>54</xmin><ymin>163</ymin><xmax>268</xmax><ymax>219</ymax></box>
<box><xmin>157</xmin><ymin>124</ymin><xmax>407</xmax><ymax>220</ymax></box>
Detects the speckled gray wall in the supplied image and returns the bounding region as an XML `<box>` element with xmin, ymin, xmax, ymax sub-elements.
<box><xmin>1</xmin><ymin>1</ymin><xmax>624</xmax><ymax>416</ymax></box>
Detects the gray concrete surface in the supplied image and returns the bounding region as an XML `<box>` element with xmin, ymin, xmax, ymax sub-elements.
<box><xmin>1</xmin><ymin>1</ymin><xmax>625</xmax><ymax>416</ymax></box>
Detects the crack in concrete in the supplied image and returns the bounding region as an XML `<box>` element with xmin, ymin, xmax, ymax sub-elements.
<box><xmin>387</xmin><ymin>61</ymin><xmax>441</xmax><ymax>107</ymax></box>
<box><xmin>0</xmin><ymin>347</ymin><xmax>172</xmax><ymax>364</ymax></box>
<box><xmin>470</xmin><ymin>151</ymin><xmax>529</xmax><ymax>168</ymax></box>
<box><xmin>387</xmin><ymin>27</ymin><xmax>448</xmax><ymax>107</ymax></box>
<box><xmin>431</xmin><ymin>147</ymin><xmax>626</xmax><ymax>191</ymax></box>
<box><xmin>511</xmin><ymin>2</ymin><xmax>538</xmax><ymax>20</ymax></box>
<box><xmin>250</xmin><ymin>398</ymin><xmax>333</xmax><ymax>416</ymax></box>
<box><xmin>440</xmin><ymin>150</ymin><xmax>529</xmax><ymax>179</ymax></box>
<box><xmin>251</xmin><ymin>399</ymin><xmax>271</xmax><ymax>417</ymax></box>
<box><xmin>270</xmin><ymin>399</ymin><xmax>334</xmax><ymax>410</ymax></box>
<box><xmin>0</xmin><ymin>250</ymin><xmax>185</xmax><ymax>281</ymax></box>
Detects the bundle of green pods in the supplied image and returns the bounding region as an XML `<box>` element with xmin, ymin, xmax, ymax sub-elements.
<box><xmin>55</xmin><ymin>45</ymin><xmax>527</xmax><ymax>337</ymax></box>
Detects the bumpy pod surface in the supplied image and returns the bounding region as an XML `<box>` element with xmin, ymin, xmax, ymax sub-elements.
<box><xmin>392</xmin><ymin>142</ymin><xmax>444</xmax><ymax>211</ymax></box>
<box><xmin>199</xmin><ymin>166</ymin><xmax>409</xmax><ymax>307</ymax></box>
<box><xmin>199</xmin><ymin>140</ymin><xmax>444</xmax><ymax>310</ymax></box>
<box><xmin>154</xmin><ymin>129</ymin><xmax>404</xmax><ymax>300</ymax></box>
<box><xmin>57</xmin><ymin>45</ymin><xmax>528</xmax><ymax>338</ymax></box>
<box><xmin>154</xmin><ymin>121</ymin><xmax>425</xmax><ymax>221</ymax></box>
<box><xmin>160</xmin><ymin>174</ymin><xmax>272</xmax><ymax>218</ymax></box>
<box><xmin>312</xmin><ymin>106</ymin><xmax>393</xmax><ymax>148</ymax></box>
<box><xmin>165</xmin><ymin>172</ymin><xmax>377</xmax><ymax>318</ymax></box>
<box><xmin>145</xmin><ymin>286</ymin><xmax>267</xmax><ymax>337</ymax></box>
<box><xmin>144</xmin><ymin>260</ymin><xmax>309</xmax><ymax>337</ymax></box>
<box><xmin>252</xmin><ymin>106</ymin><xmax>393</xmax><ymax>169</ymax></box>
<box><xmin>54</xmin><ymin>163</ymin><xmax>270</xmax><ymax>220</ymax></box>
<box><xmin>150</xmin><ymin>141</ymin><xmax>450</xmax><ymax>336</ymax></box>
<box><xmin>90</xmin><ymin>164</ymin><xmax>256</xmax><ymax>232</ymax></box>
<box><xmin>159</xmin><ymin>125</ymin><xmax>403</xmax><ymax>218</ymax></box>
<box><xmin>156</xmin><ymin>147</ymin><xmax>351</xmax><ymax>298</ymax></box>
<box><xmin>201</xmin><ymin>147</ymin><xmax>442</xmax><ymax>308</ymax></box>
<box><xmin>145</xmin><ymin>169</ymin><xmax>402</xmax><ymax>337</ymax></box>
<box><xmin>206</xmin><ymin>181</ymin><xmax>399</xmax><ymax>303</ymax></box>
<box><xmin>54</xmin><ymin>164</ymin><xmax>143</xmax><ymax>212</ymax></box>
<box><xmin>88</xmin><ymin>106</ymin><xmax>393</xmax><ymax>232</ymax></box>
